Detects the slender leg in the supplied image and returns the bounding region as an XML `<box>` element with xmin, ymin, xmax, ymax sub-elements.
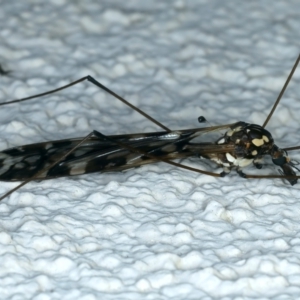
<box><xmin>1</xmin><ymin>75</ymin><xmax>170</xmax><ymax>131</ymax></box>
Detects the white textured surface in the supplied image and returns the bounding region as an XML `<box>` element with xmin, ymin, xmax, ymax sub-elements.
<box><xmin>1</xmin><ymin>1</ymin><xmax>300</xmax><ymax>299</ymax></box>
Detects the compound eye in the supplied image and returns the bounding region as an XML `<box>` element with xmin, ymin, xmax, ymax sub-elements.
<box><xmin>272</xmin><ymin>156</ymin><xmax>287</xmax><ymax>166</ymax></box>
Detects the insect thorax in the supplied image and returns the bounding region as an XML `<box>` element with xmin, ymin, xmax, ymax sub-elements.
<box><xmin>214</xmin><ymin>122</ymin><xmax>274</xmax><ymax>169</ymax></box>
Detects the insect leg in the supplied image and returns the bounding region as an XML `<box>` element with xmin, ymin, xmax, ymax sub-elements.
<box><xmin>1</xmin><ymin>75</ymin><xmax>170</xmax><ymax>131</ymax></box>
<box><xmin>86</xmin><ymin>76</ymin><xmax>170</xmax><ymax>131</ymax></box>
<box><xmin>262</xmin><ymin>54</ymin><xmax>300</xmax><ymax>128</ymax></box>
<box><xmin>283</xmin><ymin>146</ymin><xmax>300</xmax><ymax>152</ymax></box>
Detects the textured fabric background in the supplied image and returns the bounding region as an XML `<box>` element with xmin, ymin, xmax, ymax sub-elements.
<box><xmin>1</xmin><ymin>1</ymin><xmax>300</xmax><ymax>299</ymax></box>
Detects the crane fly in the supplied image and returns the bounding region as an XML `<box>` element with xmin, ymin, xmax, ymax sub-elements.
<box><xmin>0</xmin><ymin>56</ymin><xmax>300</xmax><ymax>201</ymax></box>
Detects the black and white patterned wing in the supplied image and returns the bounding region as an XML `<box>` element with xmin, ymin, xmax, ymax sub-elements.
<box><xmin>0</xmin><ymin>124</ymin><xmax>235</xmax><ymax>181</ymax></box>
<box><xmin>0</xmin><ymin>130</ymin><xmax>198</xmax><ymax>181</ymax></box>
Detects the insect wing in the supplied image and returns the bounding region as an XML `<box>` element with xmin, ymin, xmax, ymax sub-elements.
<box><xmin>0</xmin><ymin>121</ymin><xmax>235</xmax><ymax>182</ymax></box>
<box><xmin>0</xmin><ymin>127</ymin><xmax>225</xmax><ymax>181</ymax></box>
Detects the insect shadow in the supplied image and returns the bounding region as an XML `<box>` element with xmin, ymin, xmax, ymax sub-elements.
<box><xmin>0</xmin><ymin>64</ymin><xmax>11</xmax><ymax>76</ymax></box>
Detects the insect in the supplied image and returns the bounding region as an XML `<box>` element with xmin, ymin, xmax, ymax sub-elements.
<box><xmin>0</xmin><ymin>56</ymin><xmax>300</xmax><ymax>201</ymax></box>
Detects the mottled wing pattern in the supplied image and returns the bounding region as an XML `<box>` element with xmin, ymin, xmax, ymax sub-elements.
<box><xmin>0</xmin><ymin>131</ymin><xmax>198</xmax><ymax>181</ymax></box>
<box><xmin>0</xmin><ymin>124</ymin><xmax>235</xmax><ymax>181</ymax></box>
